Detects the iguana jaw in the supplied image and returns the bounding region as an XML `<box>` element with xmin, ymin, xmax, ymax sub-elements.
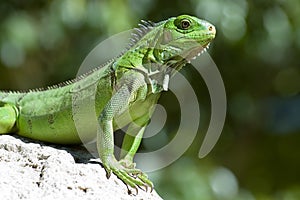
<box><xmin>186</xmin><ymin>42</ymin><xmax>211</xmax><ymax>62</ymax></box>
<box><xmin>162</xmin><ymin>40</ymin><xmax>212</xmax><ymax>80</ymax></box>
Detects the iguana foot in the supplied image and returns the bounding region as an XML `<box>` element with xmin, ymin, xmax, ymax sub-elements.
<box><xmin>102</xmin><ymin>155</ymin><xmax>153</xmax><ymax>194</ymax></box>
<box><xmin>119</xmin><ymin>157</ymin><xmax>154</xmax><ymax>192</ymax></box>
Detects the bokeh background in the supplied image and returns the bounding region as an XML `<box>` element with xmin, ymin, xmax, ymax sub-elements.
<box><xmin>1</xmin><ymin>0</ymin><xmax>300</xmax><ymax>199</ymax></box>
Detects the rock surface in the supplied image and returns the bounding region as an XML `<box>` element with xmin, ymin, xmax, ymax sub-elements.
<box><xmin>0</xmin><ymin>135</ymin><xmax>162</xmax><ymax>200</ymax></box>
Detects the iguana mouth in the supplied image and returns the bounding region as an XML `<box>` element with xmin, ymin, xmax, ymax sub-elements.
<box><xmin>186</xmin><ymin>42</ymin><xmax>210</xmax><ymax>63</ymax></box>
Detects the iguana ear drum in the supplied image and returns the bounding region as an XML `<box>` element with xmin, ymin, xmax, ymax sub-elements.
<box><xmin>161</xmin><ymin>30</ymin><xmax>172</xmax><ymax>45</ymax></box>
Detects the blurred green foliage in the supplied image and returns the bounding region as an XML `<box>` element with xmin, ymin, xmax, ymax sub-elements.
<box><xmin>1</xmin><ymin>0</ymin><xmax>300</xmax><ymax>199</ymax></box>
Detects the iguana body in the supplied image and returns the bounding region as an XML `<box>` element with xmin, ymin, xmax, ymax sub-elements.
<box><xmin>0</xmin><ymin>15</ymin><xmax>216</xmax><ymax>192</ymax></box>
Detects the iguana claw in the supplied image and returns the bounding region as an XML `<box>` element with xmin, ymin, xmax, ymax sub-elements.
<box><xmin>137</xmin><ymin>173</ymin><xmax>154</xmax><ymax>192</ymax></box>
<box><xmin>103</xmin><ymin>167</ymin><xmax>112</xmax><ymax>179</ymax></box>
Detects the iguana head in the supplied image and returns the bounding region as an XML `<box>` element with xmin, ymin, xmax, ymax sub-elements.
<box><xmin>116</xmin><ymin>14</ymin><xmax>216</xmax><ymax>92</ymax></box>
<box><xmin>152</xmin><ymin>15</ymin><xmax>216</xmax><ymax>91</ymax></box>
<box><xmin>157</xmin><ymin>14</ymin><xmax>216</xmax><ymax>62</ymax></box>
<box><xmin>120</xmin><ymin>14</ymin><xmax>216</xmax><ymax>66</ymax></box>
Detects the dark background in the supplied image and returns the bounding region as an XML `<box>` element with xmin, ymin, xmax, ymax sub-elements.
<box><xmin>1</xmin><ymin>0</ymin><xmax>300</xmax><ymax>199</ymax></box>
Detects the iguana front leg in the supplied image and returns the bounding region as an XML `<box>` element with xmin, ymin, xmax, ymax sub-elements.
<box><xmin>97</xmin><ymin>72</ymin><xmax>152</xmax><ymax>192</ymax></box>
<box><xmin>0</xmin><ymin>103</ymin><xmax>18</xmax><ymax>134</ymax></box>
<box><xmin>120</xmin><ymin>124</ymin><xmax>146</xmax><ymax>167</ymax></box>
<box><xmin>119</xmin><ymin>124</ymin><xmax>154</xmax><ymax>191</ymax></box>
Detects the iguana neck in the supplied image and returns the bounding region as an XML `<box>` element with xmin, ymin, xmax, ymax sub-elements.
<box><xmin>113</xmin><ymin>21</ymin><xmax>188</xmax><ymax>93</ymax></box>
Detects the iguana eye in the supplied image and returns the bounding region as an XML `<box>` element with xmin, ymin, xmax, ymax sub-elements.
<box><xmin>180</xmin><ymin>19</ymin><xmax>191</xmax><ymax>30</ymax></box>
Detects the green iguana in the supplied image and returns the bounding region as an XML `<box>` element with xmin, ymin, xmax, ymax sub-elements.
<box><xmin>0</xmin><ymin>15</ymin><xmax>216</xmax><ymax>193</ymax></box>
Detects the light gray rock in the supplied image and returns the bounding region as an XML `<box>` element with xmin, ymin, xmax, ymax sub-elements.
<box><xmin>0</xmin><ymin>135</ymin><xmax>163</xmax><ymax>200</ymax></box>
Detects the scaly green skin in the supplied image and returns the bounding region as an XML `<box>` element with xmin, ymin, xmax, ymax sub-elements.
<box><xmin>0</xmin><ymin>15</ymin><xmax>216</xmax><ymax>193</ymax></box>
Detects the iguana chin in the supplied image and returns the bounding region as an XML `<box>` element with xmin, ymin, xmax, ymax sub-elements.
<box><xmin>0</xmin><ymin>15</ymin><xmax>216</xmax><ymax>193</ymax></box>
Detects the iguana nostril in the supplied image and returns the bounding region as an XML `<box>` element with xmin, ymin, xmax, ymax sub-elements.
<box><xmin>208</xmin><ymin>25</ymin><xmax>216</xmax><ymax>35</ymax></box>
